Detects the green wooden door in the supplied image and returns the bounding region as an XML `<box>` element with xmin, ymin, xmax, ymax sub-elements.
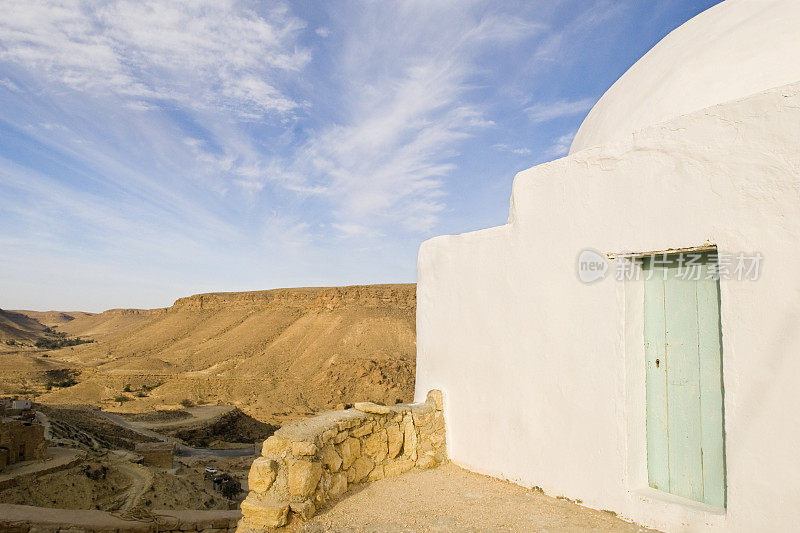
<box><xmin>643</xmin><ymin>252</ymin><xmax>726</xmax><ymax>507</ymax></box>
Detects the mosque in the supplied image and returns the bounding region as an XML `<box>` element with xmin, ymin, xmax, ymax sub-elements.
<box><xmin>414</xmin><ymin>0</ymin><xmax>800</xmax><ymax>530</ymax></box>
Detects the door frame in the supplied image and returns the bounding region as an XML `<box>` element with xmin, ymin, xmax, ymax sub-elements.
<box><xmin>619</xmin><ymin>245</ymin><xmax>728</xmax><ymax>513</ymax></box>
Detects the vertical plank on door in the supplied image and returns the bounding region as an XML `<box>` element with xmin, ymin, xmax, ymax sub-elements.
<box><xmin>643</xmin><ymin>258</ymin><xmax>670</xmax><ymax>492</ymax></box>
<box><xmin>697</xmin><ymin>257</ymin><xmax>726</xmax><ymax>507</ymax></box>
<box><xmin>664</xmin><ymin>261</ymin><xmax>704</xmax><ymax>502</ymax></box>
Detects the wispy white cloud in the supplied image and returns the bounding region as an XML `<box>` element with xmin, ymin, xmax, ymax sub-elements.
<box><xmin>0</xmin><ymin>0</ymin><xmax>667</xmax><ymax>310</ymax></box>
<box><xmin>331</xmin><ymin>223</ymin><xmax>382</xmax><ymax>238</ymax></box>
<box><xmin>0</xmin><ymin>0</ymin><xmax>308</xmax><ymax>117</ymax></box>
<box><xmin>262</xmin><ymin>214</ymin><xmax>313</xmax><ymax>251</ymax></box>
<box><xmin>544</xmin><ymin>130</ymin><xmax>578</xmax><ymax>159</ymax></box>
<box><xmin>0</xmin><ymin>77</ymin><xmax>20</xmax><ymax>92</ymax></box>
<box><xmin>525</xmin><ymin>97</ymin><xmax>595</xmax><ymax>124</ymax></box>
<box><xmin>532</xmin><ymin>0</ymin><xmax>628</xmax><ymax>62</ymax></box>
<box><xmin>286</xmin><ymin>4</ymin><xmax>537</xmax><ymax>235</ymax></box>
<box><xmin>493</xmin><ymin>143</ymin><xmax>532</xmax><ymax>156</ymax></box>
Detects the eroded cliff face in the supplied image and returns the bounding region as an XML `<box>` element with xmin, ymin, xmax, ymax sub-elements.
<box><xmin>170</xmin><ymin>285</ymin><xmax>416</xmax><ymax>312</ymax></box>
<box><xmin>12</xmin><ymin>284</ymin><xmax>417</xmax><ymax>424</ymax></box>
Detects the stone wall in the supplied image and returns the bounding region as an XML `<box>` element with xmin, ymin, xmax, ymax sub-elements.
<box><xmin>134</xmin><ymin>442</ymin><xmax>174</xmax><ymax>469</ymax></box>
<box><xmin>0</xmin><ymin>419</ymin><xmax>47</xmax><ymax>468</ymax></box>
<box><xmin>237</xmin><ymin>390</ymin><xmax>445</xmax><ymax>531</ymax></box>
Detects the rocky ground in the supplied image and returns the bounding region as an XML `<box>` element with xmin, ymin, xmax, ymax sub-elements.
<box><xmin>0</xmin><ymin>455</ymin><xmax>239</xmax><ymax>511</ymax></box>
<box><xmin>0</xmin><ymin>404</ymin><xmax>261</xmax><ymax>513</ymax></box>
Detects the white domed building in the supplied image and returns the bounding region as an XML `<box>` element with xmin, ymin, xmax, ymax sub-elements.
<box><xmin>414</xmin><ymin>0</ymin><xmax>800</xmax><ymax>530</ymax></box>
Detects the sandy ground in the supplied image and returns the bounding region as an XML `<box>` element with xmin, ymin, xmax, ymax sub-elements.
<box><xmin>299</xmin><ymin>463</ymin><xmax>656</xmax><ymax>532</ymax></box>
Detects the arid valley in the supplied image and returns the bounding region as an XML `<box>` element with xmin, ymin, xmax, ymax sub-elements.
<box><xmin>0</xmin><ymin>284</ymin><xmax>416</xmax><ymax>516</ymax></box>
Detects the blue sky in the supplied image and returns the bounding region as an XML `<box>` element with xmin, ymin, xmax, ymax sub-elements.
<box><xmin>0</xmin><ymin>0</ymin><xmax>719</xmax><ymax>312</ymax></box>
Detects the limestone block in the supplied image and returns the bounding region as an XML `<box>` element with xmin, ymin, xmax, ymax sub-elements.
<box><xmin>417</xmin><ymin>451</ymin><xmax>437</xmax><ymax>470</ymax></box>
<box><xmin>418</xmin><ymin>439</ymin><xmax>434</xmax><ymax>456</ymax></box>
<box><xmin>429</xmin><ymin>432</ymin><xmax>446</xmax><ymax>448</ymax></box>
<box><xmin>322</xmin><ymin>428</ymin><xmax>338</xmax><ymax>442</ymax></box>
<box><xmin>320</xmin><ymin>444</ymin><xmax>343</xmax><ymax>472</ymax></box>
<box><xmin>354</xmin><ymin>401</ymin><xmax>391</xmax><ymax>414</ymax></box>
<box><xmin>269</xmin><ymin>468</ymin><xmax>290</xmax><ymax>501</ymax></box>
<box><xmin>435</xmin><ymin>449</ymin><xmax>446</xmax><ymax>463</ymax></box>
<box><xmin>288</xmin><ymin>459</ymin><xmax>323</xmax><ymax>498</ymax></box>
<box><xmin>384</xmin><ymin>458</ymin><xmax>415</xmax><ymax>478</ymax></box>
<box><xmin>337</xmin><ymin>417</ymin><xmax>361</xmax><ymax>431</ymax></box>
<box><xmin>363</xmin><ymin>429</ymin><xmax>388</xmax><ymax>463</ymax></box>
<box><xmin>413</xmin><ymin>412</ymin><xmax>435</xmax><ymax>433</ymax></box>
<box><xmin>313</xmin><ymin>488</ymin><xmax>325</xmax><ymax>508</ymax></box>
<box><xmin>368</xmin><ymin>464</ymin><xmax>385</xmax><ymax>481</ymax></box>
<box><xmin>410</xmin><ymin>401</ymin><xmax>435</xmax><ymax>415</ymax></box>
<box><xmin>333</xmin><ymin>431</ymin><xmax>348</xmax><ymax>444</ymax></box>
<box><xmin>248</xmin><ymin>457</ymin><xmax>278</xmax><ymax>494</ymax></box>
<box><xmin>433</xmin><ymin>411</ymin><xmax>445</xmax><ymax>431</ymax></box>
<box><xmin>350</xmin><ymin>422</ymin><xmax>373</xmax><ymax>438</ymax></box>
<box><xmin>262</xmin><ymin>436</ymin><xmax>291</xmax><ymax>459</ymax></box>
<box><xmin>386</xmin><ymin>422</ymin><xmax>403</xmax><ymax>459</ymax></box>
<box><xmin>347</xmin><ymin>456</ymin><xmax>374</xmax><ymax>483</ymax></box>
<box><xmin>292</xmin><ymin>441</ymin><xmax>318</xmax><ymax>456</ymax></box>
<box><xmin>290</xmin><ymin>500</ymin><xmax>316</xmax><ymax>520</ymax></box>
<box><xmin>338</xmin><ymin>437</ymin><xmax>361</xmax><ymax>469</ymax></box>
<box><xmin>240</xmin><ymin>494</ymin><xmax>290</xmax><ymax>529</ymax></box>
<box><xmin>327</xmin><ymin>471</ymin><xmax>348</xmax><ymax>499</ymax></box>
<box><xmin>402</xmin><ymin>415</ymin><xmax>418</xmax><ymax>461</ymax></box>
<box><xmin>427</xmin><ymin>389</ymin><xmax>444</xmax><ymax>410</ymax></box>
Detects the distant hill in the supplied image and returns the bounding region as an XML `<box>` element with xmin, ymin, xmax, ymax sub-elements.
<box><xmin>3</xmin><ymin>284</ymin><xmax>417</xmax><ymax>424</ymax></box>
<box><xmin>0</xmin><ymin>308</ymin><xmax>53</xmax><ymax>344</ymax></box>
<box><xmin>13</xmin><ymin>310</ymin><xmax>95</xmax><ymax>328</ymax></box>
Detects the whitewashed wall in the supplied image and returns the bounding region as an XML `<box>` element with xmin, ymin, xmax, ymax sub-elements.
<box><xmin>415</xmin><ymin>82</ymin><xmax>800</xmax><ymax>532</ymax></box>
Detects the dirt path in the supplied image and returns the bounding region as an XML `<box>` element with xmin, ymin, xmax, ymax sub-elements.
<box><xmin>96</xmin><ymin>411</ymin><xmax>253</xmax><ymax>457</ymax></box>
<box><xmin>299</xmin><ymin>463</ymin><xmax>656</xmax><ymax>532</ymax></box>
<box><xmin>0</xmin><ymin>448</ymin><xmax>84</xmax><ymax>488</ymax></box>
<box><xmin>115</xmin><ymin>462</ymin><xmax>153</xmax><ymax>513</ymax></box>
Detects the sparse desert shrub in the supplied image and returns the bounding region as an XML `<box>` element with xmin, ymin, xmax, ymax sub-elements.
<box><xmin>35</xmin><ymin>336</ymin><xmax>94</xmax><ymax>350</ymax></box>
<box><xmin>180</xmin><ymin>398</ymin><xmax>195</xmax><ymax>408</ymax></box>
<box><xmin>135</xmin><ymin>391</ymin><xmax>147</xmax><ymax>397</ymax></box>
<box><xmin>114</xmin><ymin>395</ymin><xmax>131</xmax><ymax>404</ymax></box>
<box><xmin>83</xmin><ymin>464</ymin><xmax>107</xmax><ymax>480</ymax></box>
<box><xmin>123</xmin><ymin>384</ymin><xmax>132</xmax><ymax>392</ymax></box>
<box><xmin>46</xmin><ymin>377</ymin><xmax>77</xmax><ymax>389</ymax></box>
<box><xmin>220</xmin><ymin>478</ymin><xmax>242</xmax><ymax>500</ymax></box>
<box><xmin>5</xmin><ymin>339</ymin><xmax>16</xmax><ymax>346</ymax></box>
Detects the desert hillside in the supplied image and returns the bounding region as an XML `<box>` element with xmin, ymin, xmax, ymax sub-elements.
<box><xmin>2</xmin><ymin>284</ymin><xmax>416</xmax><ymax>423</ymax></box>
<box><xmin>0</xmin><ymin>308</ymin><xmax>54</xmax><ymax>344</ymax></box>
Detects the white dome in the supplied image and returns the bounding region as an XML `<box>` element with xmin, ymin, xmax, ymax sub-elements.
<box><xmin>570</xmin><ymin>0</ymin><xmax>800</xmax><ymax>154</ymax></box>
